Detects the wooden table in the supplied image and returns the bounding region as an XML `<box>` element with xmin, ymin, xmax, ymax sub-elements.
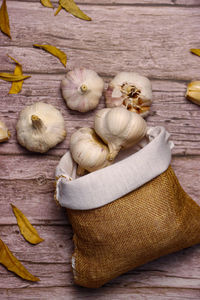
<box><xmin>0</xmin><ymin>0</ymin><xmax>200</xmax><ymax>299</ymax></box>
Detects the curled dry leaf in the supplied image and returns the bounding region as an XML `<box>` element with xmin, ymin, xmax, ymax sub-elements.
<box><xmin>190</xmin><ymin>49</ymin><xmax>200</xmax><ymax>57</ymax></box>
<box><xmin>0</xmin><ymin>0</ymin><xmax>11</xmax><ymax>38</ymax></box>
<box><xmin>40</xmin><ymin>0</ymin><xmax>54</xmax><ymax>8</ymax></box>
<box><xmin>0</xmin><ymin>73</ymin><xmax>31</xmax><ymax>82</ymax></box>
<box><xmin>0</xmin><ymin>239</ymin><xmax>40</xmax><ymax>281</ymax></box>
<box><xmin>8</xmin><ymin>55</ymin><xmax>24</xmax><ymax>94</ymax></box>
<box><xmin>55</xmin><ymin>0</ymin><xmax>91</xmax><ymax>21</ymax></box>
<box><xmin>11</xmin><ymin>204</ymin><xmax>44</xmax><ymax>245</ymax></box>
<box><xmin>33</xmin><ymin>44</ymin><xmax>67</xmax><ymax>67</ymax></box>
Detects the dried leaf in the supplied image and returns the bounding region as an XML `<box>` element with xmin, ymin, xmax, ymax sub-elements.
<box><xmin>8</xmin><ymin>56</ymin><xmax>24</xmax><ymax>94</ymax></box>
<box><xmin>55</xmin><ymin>0</ymin><xmax>91</xmax><ymax>21</ymax></box>
<box><xmin>190</xmin><ymin>49</ymin><xmax>200</xmax><ymax>57</ymax></box>
<box><xmin>33</xmin><ymin>44</ymin><xmax>67</xmax><ymax>67</ymax></box>
<box><xmin>0</xmin><ymin>239</ymin><xmax>40</xmax><ymax>281</ymax></box>
<box><xmin>0</xmin><ymin>0</ymin><xmax>11</xmax><ymax>38</ymax></box>
<box><xmin>40</xmin><ymin>0</ymin><xmax>54</xmax><ymax>8</ymax></box>
<box><xmin>11</xmin><ymin>204</ymin><xmax>44</xmax><ymax>245</ymax></box>
<box><xmin>0</xmin><ymin>73</ymin><xmax>31</xmax><ymax>82</ymax></box>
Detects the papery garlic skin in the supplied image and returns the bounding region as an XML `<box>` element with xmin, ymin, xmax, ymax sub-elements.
<box><xmin>16</xmin><ymin>102</ymin><xmax>66</xmax><ymax>153</ymax></box>
<box><xmin>105</xmin><ymin>72</ymin><xmax>152</xmax><ymax>117</ymax></box>
<box><xmin>70</xmin><ymin>127</ymin><xmax>110</xmax><ymax>175</ymax></box>
<box><xmin>94</xmin><ymin>107</ymin><xmax>147</xmax><ymax>160</ymax></box>
<box><xmin>61</xmin><ymin>68</ymin><xmax>104</xmax><ymax>113</ymax></box>
<box><xmin>0</xmin><ymin>120</ymin><xmax>10</xmax><ymax>142</ymax></box>
<box><xmin>186</xmin><ymin>81</ymin><xmax>200</xmax><ymax>105</ymax></box>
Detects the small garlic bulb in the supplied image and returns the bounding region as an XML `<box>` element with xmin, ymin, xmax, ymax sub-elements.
<box><xmin>94</xmin><ymin>107</ymin><xmax>147</xmax><ymax>160</ymax></box>
<box><xmin>186</xmin><ymin>81</ymin><xmax>200</xmax><ymax>105</ymax></box>
<box><xmin>105</xmin><ymin>72</ymin><xmax>152</xmax><ymax>117</ymax></box>
<box><xmin>0</xmin><ymin>120</ymin><xmax>10</xmax><ymax>142</ymax></box>
<box><xmin>16</xmin><ymin>102</ymin><xmax>67</xmax><ymax>153</ymax></box>
<box><xmin>61</xmin><ymin>68</ymin><xmax>104</xmax><ymax>113</ymax></box>
<box><xmin>70</xmin><ymin>127</ymin><xmax>110</xmax><ymax>175</ymax></box>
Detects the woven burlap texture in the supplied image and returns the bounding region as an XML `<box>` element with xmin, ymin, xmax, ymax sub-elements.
<box><xmin>67</xmin><ymin>166</ymin><xmax>200</xmax><ymax>288</ymax></box>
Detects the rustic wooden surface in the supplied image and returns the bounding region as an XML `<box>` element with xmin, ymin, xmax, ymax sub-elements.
<box><xmin>0</xmin><ymin>0</ymin><xmax>200</xmax><ymax>299</ymax></box>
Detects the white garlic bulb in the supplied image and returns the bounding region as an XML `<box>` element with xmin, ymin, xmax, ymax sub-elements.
<box><xmin>70</xmin><ymin>127</ymin><xmax>110</xmax><ymax>175</ymax></box>
<box><xmin>61</xmin><ymin>68</ymin><xmax>104</xmax><ymax>113</ymax></box>
<box><xmin>0</xmin><ymin>120</ymin><xmax>10</xmax><ymax>142</ymax></box>
<box><xmin>94</xmin><ymin>107</ymin><xmax>147</xmax><ymax>160</ymax></box>
<box><xmin>16</xmin><ymin>102</ymin><xmax>67</xmax><ymax>153</ymax></box>
<box><xmin>105</xmin><ymin>72</ymin><xmax>152</xmax><ymax>117</ymax></box>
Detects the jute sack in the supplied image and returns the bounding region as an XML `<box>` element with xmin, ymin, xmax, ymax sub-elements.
<box><xmin>55</xmin><ymin>127</ymin><xmax>200</xmax><ymax>288</ymax></box>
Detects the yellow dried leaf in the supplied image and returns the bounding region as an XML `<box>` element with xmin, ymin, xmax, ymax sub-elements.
<box><xmin>0</xmin><ymin>73</ymin><xmax>31</xmax><ymax>82</ymax></box>
<box><xmin>8</xmin><ymin>56</ymin><xmax>24</xmax><ymax>94</ymax></box>
<box><xmin>55</xmin><ymin>0</ymin><xmax>91</xmax><ymax>21</ymax></box>
<box><xmin>33</xmin><ymin>44</ymin><xmax>67</xmax><ymax>67</ymax></box>
<box><xmin>11</xmin><ymin>204</ymin><xmax>44</xmax><ymax>245</ymax></box>
<box><xmin>190</xmin><ymin>49</ymin><xmax>200</xmax><ymax>57</ymax></box>
<box><xmin>0</xmin><ymin>239</ymin><xmax>40</xmax><ymax>281</ymax></box>
<box><xmin>0</xmin><ymin>0</ymin><xmax>11</xmax><ymax>38</ymax></box>
<box><xmin>40</xmin><ymin>0</ymin><xmax>54</xmax><ymax>8</ymax></box>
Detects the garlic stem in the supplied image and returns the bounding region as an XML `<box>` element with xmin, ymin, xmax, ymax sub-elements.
<box><xmin>107</xmin><ymin>143</ymin><xmax>120</xmax><ymax>161</ymax></box>
<box><xmin>80</xmin><ymin>84</ymin><xmax>88</xmax><ymax>93</ymax></box>
<box><xmin>31</xmin><ymin>115</ymin><xmax>45</xmax><ymax>130</ymax></box>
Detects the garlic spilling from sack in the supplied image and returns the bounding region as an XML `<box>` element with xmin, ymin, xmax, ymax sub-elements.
<box><xmin>70</xmin><ymin>127</ymin><xmax>110</xmax><ymax>175</ymax></box>
<box><xmin>16</xmin><ymin>102</ymin><xmax>67</xmax><ymax>153</ymax></box>
<box><xmin>0</xmin><ymin>120</ymin><xmax>10</xmax><ymax>142</ymax></box>
<box><xmin>105</xmin><ymin>72</ymin><xmax>152</xmax><ymax>117</ymax></box>
<box><xmin>186</xmin><ymin>81</ymin><xmax>200</xmax><ymax>105</ymax></box>
<box><xmin>61</xmin><ymin>68</ymin><xmax>104</xmax><ymax>113</ymax></box>
<box><xmin>94</xmin><ymin>107</ymin><xmax>147</xmax><ymax>160</ymax></box>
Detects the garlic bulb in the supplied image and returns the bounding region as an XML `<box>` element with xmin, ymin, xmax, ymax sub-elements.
<box><xmin>61</xmin><ymin>68</ymin><xmax>104</xmax><ymax>112</ymax></box>
<box><xmin>16</xmin><ymin>102</ymin><xmax>67</xmax><ymax>153</ymax></box>
<box><xmin>105</xmin><ymin>72</ymin><xmax>152</xmax><ymax>117</ymax></box>
<box><xmin>186</xmin><ymin>81</ymin><xmax>200</xmax><ymax>105</ymax></box>
<box><xmin>94</xmin><ymin>107</ymin><xmax>147</xmax><ymax>160</ymax></box>
<box><xmin>0</xmin><ymin>120</ymin><xmax>10</xmax><ymax>142</ymax></box>
<box><xmin>70</xmin><ymin>127</ymin><xmax>110</xmax><ymax>175</ymax></box>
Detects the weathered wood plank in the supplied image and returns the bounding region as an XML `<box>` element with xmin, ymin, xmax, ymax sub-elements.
<box><xmin>0</xmin><ymin>179</ymin><xmax>67</xmax><ymax>225</ymax></box>
<box><xmin>9</xmin><ymin>0</ymin><xmax>200</xmax><ymax>6</ymax></box>
<box><xmin>0</xmin><ymin>225</ymin><xmax>73</xmax><ymax>263</ymax></box>
<box><xmin>0</xmin><ymin>3</ymin><xmax>200</xmax><ymax>80</ymax></box>
<box><xmin>1</xmin><ymin>287</ymin><xmax>200</xmax><ymax>300</ymax></box>
<box><xmin>1</xmin><ymin>77</ymin><xmax>200</xmax><ymax>156</ymax></box>
<box><xmin>0</xmin><ymin>156</ymin><xmax>200</xmax><ymax>225</ymax></box>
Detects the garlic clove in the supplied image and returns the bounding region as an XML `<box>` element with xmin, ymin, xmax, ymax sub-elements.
<box><xmin>61</xmin><ymin>68</ymin><xmax>104</xmax><ymax>113</ymax></box>
<box><xmin>16</xmin><ymin>102</ymin><xmax>67</xmax><ymax>153</ymax></box>
<box><xmin>186</xmin><ymin>81</ymin><xmax>200</xmax><ymax>105</ymax></box>
<box><xmin>105</xmin><ymin>72</ymin><xmax>152</xmax><ymax>117</ymax></box>
<box><xmin>0</xmin><ymin>120</ymin><xmax>11</xmax><ymax>143</ymax></box>
<box><xmin>94</xmin><ymin>107</ymin><xmax>147</xmax><ymax>160</ymax></box>
<box><xmin>70</xmin><ymin>127</ymin><xmax>110</xmax><ymax>175</ymax></box>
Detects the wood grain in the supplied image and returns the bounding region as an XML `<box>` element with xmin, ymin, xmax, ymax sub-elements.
<box><xmin>0</xmin><ymin>3</ymin><xmax>200</xmax><ymax>80</ymax></box>
<box><xmin>1</xmin><ymin>0</ymin><xmax>200</xmax><ymax>298</ymax></box>
<box><xmin>10</xmin><ymin>0</ymin><xmax>200</xmax><ymax>6</ymax></box>
<box><xmin>1</xmin><ymin>287</ymin><xmax>200</xmax><ymax>300</ymax></box>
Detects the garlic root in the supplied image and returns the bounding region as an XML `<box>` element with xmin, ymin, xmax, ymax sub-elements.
<box><xmin>105</xmin><ymin>72</ymin><xmax>152</xmax><ymax>117</ymax></box>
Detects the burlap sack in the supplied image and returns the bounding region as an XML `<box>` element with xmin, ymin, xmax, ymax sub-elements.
<box><xmin>55</xmin><ymin>127</ymin><xmax>200</xmax><ymax>288</ymax></box>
